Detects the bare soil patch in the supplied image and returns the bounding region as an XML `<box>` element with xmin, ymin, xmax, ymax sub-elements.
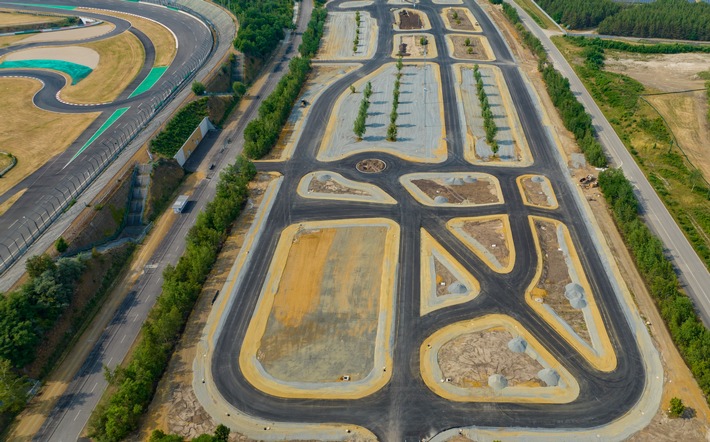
<box><xmin>451</xmin><ymin>35</ymin><xmax>488</xmax><ymax>60</ymax></box>
<box><xmin>394</xmin><ymin>34</ymin><xmax>434</xmax><ymax>58</ymax></box>
<box><xmin>396</xmin><ymin>9</ymin><xmax>423</xmax><ymax>30</ymax></box>
<box><xmin>438</xmin><ymin>328</ymin><xmax>543</xmax><ymax>388</ymax></box>
<box><xmin>442</xmin><ymin>8</ymin><xmax>479</xmax><ymax>32</ymax></box>
<box><xmin>520</xmin><ymin>175</ymin><xmax>556</xmax><ymax>208</ymax></box>
<box><xmin>532</xmin><ymin>219</ymin><xmax>590</xmax><ymax>343</ymax></box>
<box><xmin>308</xmin><ymin>176</ymin><xmax>368</xmax><ymax>195</ymax></box>
<box><xmin>254</xmin><ymin>224</ymin><xmax>391</xmax><ymax>383</ymax></box>
<box><xmin>604</xmin><ymin>52</ymin><xmax>710</xmax><ymax>93</ymax></box>
<box><xmin>0</xmin><ymin>77</ymin><xmax>99</xmax><ymax>197</ymax></box>
<box><xmin>412</xmin><ymin>178</ymin><xmax>498</xmax><ymax>205</ymax></box>
<box><xmin>23</xmin><ymin>23</ymin><xmax>113</xmax><ymax>44</ymax></box>
<box><xmin>356</xmin><ymin>158</ymin><xmax>386</xmax><ymax>173</ymax></box>
<box><xmin>460</xmin><ymin>218</ymin><xmax>509</xmax><ymax>266</ymax></box>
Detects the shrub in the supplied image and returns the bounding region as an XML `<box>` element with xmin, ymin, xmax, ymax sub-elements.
<box><xmin>55</xmin><ymin>237</ymin><xmax>68</xmax><ymax>253</ymax></box>
<box><xmin>191</xmin><ymin>81</ymin><xmax>206</xmax><ymax>95</ymax></box>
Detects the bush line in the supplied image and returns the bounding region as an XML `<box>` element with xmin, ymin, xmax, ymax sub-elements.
<box><xmin>150</xmin><ymin>98</ymin><xmax>209</xmax><ymax>157</ymax></box>
<box><xmin>495</xmin><ymin>0</ymin><xmax>710</xmax><ymax>402</ymax></box>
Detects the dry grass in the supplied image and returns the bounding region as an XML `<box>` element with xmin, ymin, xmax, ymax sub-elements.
<box><xmin>60</xmin><ymin>31</ymin><xmax>144</xmax><ymax>104</ymax></box>
<box><xmin>0</xmin><ymin>188</ymin><xmax>26</xmax><ymax>216</ymax></box>
<box><xmin>79</xmin><ymin>8</ymin><xmax>176</xmax><ymax>66</ymax></box>
<box><xmin>0</xmin><ymin>11</ymin><xmax>63</xmax><ymax>27</ymax></box>
<box><xmin>0</xmin><ymin>34</ymin><xmax>27</xmax><ymax>47</ymax></box>
<box><xmin>0</xmin><ymin>78</ymin><xmax>99</xmax><ymax>196</ymax></box>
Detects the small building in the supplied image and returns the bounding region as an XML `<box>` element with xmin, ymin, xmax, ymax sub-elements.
<box><xmin>173</xmin><ymin>195</ymin><xmax>189</xmax><ymax>213</ymax></box>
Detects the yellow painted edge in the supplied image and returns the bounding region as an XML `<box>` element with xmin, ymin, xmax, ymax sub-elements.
<box><xmin>439</xmin><ymin>7</ymin><xmax>482</xmax><ymax>33</ymax></box>
<box><xmin>516</xmin><ymin>174</ymin><xmax>560</xmax><ymax>210</ymax></box>
<box><xmin>525</xmin><ymin>216</ymin><xmax>618</xmax><ymax>372</ymax></box>
<box><xmin>420</xmin><ymin>314</ymin><xmax>581</xmax><ymax>403</ymax></box>
<box><xmin>400</xmin><ymin>172</ymin><xmax>504</xmax><ymax>207</ymax></box>
<box><xmin>239</xmin><ymin>218</ymin><xmax>400</xmax><ymax>399</ymax></box>
<box><xmin>420</xmin><ymin>228</ymin><xmax>481</xmax><ymax>315</ymax></box>
<box><xmin>296</xmin><ymin>171</ymin><xmax>397</xmax><ymax>204</ymax></box>
<box><xmin>446</xmin><ymin>214</ymin><xmax>516</xmax><ymax>273</ymax></box>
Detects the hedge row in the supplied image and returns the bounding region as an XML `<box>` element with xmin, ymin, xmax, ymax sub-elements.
<box><xmin>150</xmin><ymin>98</ymin><xmax>209</xmax><ymax>157</ymax></box>
<box><xmin>87</xmin><ymin>5</ymin><xmax>330</xmax><ymax>439</ymax></box>
<box><xmin>599</xmin><ymin>169</ymin><xmax>710</xmax><ymax>401</ymax></box>
<box><xmin>496</xmin><ymin>0</ymin><xmax>608</xmax><ymax>167</ymax></box>
<box><xmin>88</xmin><ymin>156</ymin><xmax>256</xmax><ymax>442</ymax></box>
<box><xmin>243</xmin><ymin>2</ymin><xmax>327</xmax><ymax>159</ymax></box>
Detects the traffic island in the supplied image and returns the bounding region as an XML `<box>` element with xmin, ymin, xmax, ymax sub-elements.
<box><xmin>526</xmin><ymin>216</ymin><xmax>617</xmax><ymax>371</ymax></box>
<box><xmin>297</xmin><ymin>171</ymin><xmax>396</xmax><ymax>204</ymax></box>
<box><xmin>400</xmin><ymin>172</ymin><xmax>503</xmax><ymax>207</ymax></box>
<box><xmin>420</xmin><ymin>229</ymin><xmax>480</xmax><ymax>315</ymax></box>
<box><xmin>239</xmin><ymin>219</ymin><xmax>399</xmax><ymax>399</ymax></box>
<box><xmin>446</xmin><ymin>215</ymin><xmax>515</xmax><ymax>273</ymax></box>
<box><xmin>441</xmin><ymin>7</ymin><xmax>481</xmax><ymax>33</ymax></box>
<box><xmin>420</xmin><ymin>314</ymin><xmax>580</xmax><ymax>403</ymax></box>
<box><xmin>517</xmin><ymin>174</ymin><xmax>559</xmax><ymax>209</ymax></box>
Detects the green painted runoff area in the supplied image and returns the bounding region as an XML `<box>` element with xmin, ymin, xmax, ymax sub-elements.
<box><xmin>128</xmin><ymin>66</ymin><xmax>168</xmax><ymax>98</ymax></box>
<box><xmin>8</xmin><ymin>3</ymin><xmax>76</xmax><ymax>10</ymax></box>
<box><xmin>0</xmin><ymin>60</ymin><xmax>92</xmax><ymax>84</ymax></box>
<box><xmin>66</xmin><ymin>107</ymin><xmax>130</xmax><ymax>166</ymax></box>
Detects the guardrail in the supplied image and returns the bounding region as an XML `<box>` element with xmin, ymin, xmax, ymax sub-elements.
<box><xmin>0</xmin><ymin>0</ymin><xmax>235</xmax><ymax>276</ymax></box>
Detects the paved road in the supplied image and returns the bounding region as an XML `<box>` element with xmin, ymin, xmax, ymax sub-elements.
<box><xmin>509</xmin><ymin>2</ymin><xmax>710</xmax><ymax>326</ymax></box>
<box><xmin>0</xmin><ymin>0</ymin><xmax>215</xmax><ymax>277</ymax></box>
<box><xmin>209</xmin><ymin>0</ymin><xmax>650</xmax><ymax>440</ymax></box>
<box><xmin>32</xmin><ymin>0</ymin><xmax>313</xmax><ymax>439</ymax></box>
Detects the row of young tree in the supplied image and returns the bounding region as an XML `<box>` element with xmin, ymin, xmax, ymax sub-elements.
<box><xmin>494</xmin><ymin>0</ymin><xmax>608</xmax><ymax>167</ymax></box>
<box><xmin>387</xmin><ymin>59</ymin><xmax>404</xmax><ymax>142</ymax></box>
<box><xmin>243</xmin><ymin>1</ymin><xmax>327</xmax><ymax>159</ymax></box>
<box><xmin>353</xmin><ymin>81</ymin><xmax>373</xmax><ymax>140</ymax></box>
<box><xmin>88</xmin><ymin>157</ymin><xmax>257</xmax><ymax>442</ymax></box>
<box><xmin>565</xmin><ymin>35</ymin><xmax>710</xmax><ymax>55</ymax></box>
<box><xmin>472</xmin><ymin>64</ymin><xmax>499</xmax><ymax>154</ymax></box>
<box><xmin>89</xmin><ymin>4</ymin><xmax>331</xmax><ymax>439</ymax></box>
<box><xmin>596</xmin><ymin>0</ymin><xmax>710</xmax><ymax>42</ymax></box>
<box><xmin>150</xmin><ymin>98</ymin><xmax>209</xmax><ymax>157</ymax></box>
<box><xmin>598</xmin><ymin>169</ymin><xmax>710</xmax><ymax>400</ymax></box>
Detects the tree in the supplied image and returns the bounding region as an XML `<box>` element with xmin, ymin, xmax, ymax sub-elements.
<box><xmin>396</xmin><ymin>57</ymin><xmax>403</xmax><ymax>71</ymax></box>
<box><xmin>214</xmin><ymin>424</ymin><xmax>230</xmax><ymax>442</ymax></box>
<box><xmin>668</xmin><ymin>397</ymin><xmax>686</xmax><ymax>417</ymax></box>
<box><xmin>232</xmin><ymin>81</ymin><xmax>246</xmax><ymax>97</ymax></box>
<box><xmin>350</xmin><ymin>85</ymin><xmax>356</xmax><ymax>94</ymax></box>
<box><xmin>192</xmin><ymin>81</ymin><xmax>206</xmax><ymax>95</ymax></box>
<box><xmin>419</xmin><ymin>36</ymin><xmax>428</xmax><ymax>46</ymax></box>
<box><xmin>0</xmin><ymin>358</ymin><xmax>30</xmax><ymax>413</ymax></box>
<box><xmin>55</xmin><ymin>237</ymin><xmax>68</xmax><ymax>253</ymax></box>
<box><xmin>464</xmin><ymin>37</ymin><xmax>471</xmax><ymax>46</ymax></box>
<box><xmin>386</xmin><ymin>123</ymin><xmax>397</xmax><ymax>141</ymax></box>
<box><xmin>26</xmin><ymin>254</ymin><xmax>55</xmax><ymax>279</ymax></box>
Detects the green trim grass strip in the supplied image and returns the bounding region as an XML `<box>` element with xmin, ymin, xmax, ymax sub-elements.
<box><xmin>128</xmin><ymin>66</ymin><xmax>168</xmax><ymax>98</ymax></box>
<box><xmin>0</xmin><ymin>59</ymin><xmax>92</xmax><ymax>84</ymax></box>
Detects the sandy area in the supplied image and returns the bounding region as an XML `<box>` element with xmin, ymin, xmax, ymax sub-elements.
<box><xmin>392</xmin><ymin>33</ymin><xmax>437</xmax><ymax>59</ymax></box>
<box><xmin>23</xmin><ymin>23</ymin><xmax>114</xmax><ymax>43</ymax></box>
<box><xmin>518</xmin><ymin>175</ymin><xmax>558</xmax><ymax>209</ymax></box>
<box><xmin>318</xmin><ymin>62</ymin><xmax>447</xmax><ymax>162</ymax></box>
<box><xmin>60</xmin><ymin>31</ymin><xmax>144</xmax><ymax>104</ymax></box>
<box><xmin>0</xmin><ymin>78</ymin><xmax>99</xmax><ymax>197</ymax></box>
<box><xmin>441</xmin><ymin>7</ymin><xmax>481</xmax><ymax>33</ymax></box>
<box><xmin>239</xmin><ymin>219</ymin><xmax>399</xmax><ymax>398</ymax></box>
<box><xmin>447</xmin><ymin>35</ymin><xmax>494</xmax><ymax>60</ymax></box>
<box><xmin>604</xmin><ymin>52</ymin><xmax>710</xmax><ymax>92</ymax></box>
<box><xmin>317</xmin><ymin>11</ymin><xmax>377</xmax><ymax>60</ymax></box>
<box><xmin>447</xmin><ymin>215</ymin><xmax>513</xmax><ymax>272</ymax></box>
<box><xmin>5</xmin><ymin>46</ymin><xmax>100</xmax><ymax>68</ymax></box>
<box><xmin>438</xmin><ymin>328</ymin><xmax>544</xmax><ymax>388</ymax></box>
<box><xmin>420</xmin><ymin>229</ymin><xmax>480</xmax><ymax>315</ymax></box>
<box><xmin>421</xmin><ymin>315</ymin><xmax>580</xmax><ymax>403</ymax></box>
